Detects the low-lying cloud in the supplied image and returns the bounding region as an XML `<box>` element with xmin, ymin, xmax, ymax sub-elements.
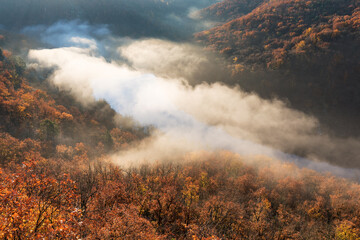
<box><xmin>119</xmin><ymin>38</ymin><xmax>230</xmax><ymax>84</ymax></box>
<box><xmin>27</xmin><ymin>22</ymin><xmax>360</xmax><ymax>179</ymax></box>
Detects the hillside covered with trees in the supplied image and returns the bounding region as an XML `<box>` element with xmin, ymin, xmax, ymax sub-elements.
<box><xmin>1</xmin><ymin>34</ymin><xmax>360</xmax><ymax>239</ymax></box>
<box><xmin>196</xmin><ymin>0</ymin><xmax>360</xmax><ymax>136</ymax></box>
<box><xmin>200</xmin><ymin>0</ymin><xmax>265</xmax><ymax>22</ymax></box>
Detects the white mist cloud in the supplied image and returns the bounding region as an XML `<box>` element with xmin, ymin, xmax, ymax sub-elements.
<box><xmin>27</xmin><ymin>22</ymin><xmax>360</xmax><ymax>179</ymax></box>
<box><xmin>119</xmin><ymin>38</ymin><xmax>230</xmax><ymax>84</ymax></box>
<box><xmin>28</xmin><ymin>44</ymin><xmax>290</xmax><ymax>156</ymax></box>
<box><xmin>119</xmin><ymin>39</ymin><xmax>210</xmax><ymax>79</ymax></box>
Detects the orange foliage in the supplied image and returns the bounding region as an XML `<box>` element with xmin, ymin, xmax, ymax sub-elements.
<box><xmin>0</xmin><ymin>160</ymin><xmax>80</xmax><ymax>239</ymax></box>
<box><xmin>1</xmin><ymin>47</ymin><xmax>360</xmax><ymax>239</ymax></box>
<box><xmin>197</xmin><ymin>0</ymin><xmax>360</xmax><ymax>70</ymax></box>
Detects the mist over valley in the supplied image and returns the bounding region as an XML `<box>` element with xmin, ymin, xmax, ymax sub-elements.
<box><xmin>1</xmin><ymin>0</ymin><xmax>360</xmax><ymax>238</ymax></box>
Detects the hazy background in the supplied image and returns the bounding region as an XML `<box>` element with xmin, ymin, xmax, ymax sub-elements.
<box><xmin>0</xmin><ymin>0</ymin><xmax>220</xmax><ymax>40</ymax></box>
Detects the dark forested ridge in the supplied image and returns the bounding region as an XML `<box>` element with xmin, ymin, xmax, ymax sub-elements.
<box><xmin>1</xmin><ymin>37</ymin><xmax>360</xmax><ymax>239</ymax></box>
<box><xmin>196</xmin><ymin>0</ymin><xmax>360</xmax><ymax>136</ymax></box>
<box><xmin>200</xmin><ymin>0</ymin><xmax>266</xmax><ymax>22</ymax></box>
<box><xmin>0</xmin><ymin>0</ymin><xmax>218</xmax><ymax>40</ymax></box>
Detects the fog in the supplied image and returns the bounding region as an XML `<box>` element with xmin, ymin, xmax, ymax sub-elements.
<box><xmin>24</xmin><ymin>21</ymin><xmax>360</xmax><ymax>179</ymax></box>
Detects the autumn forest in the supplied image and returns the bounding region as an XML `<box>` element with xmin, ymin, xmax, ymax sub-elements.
<box><xmin>1</xmin><ymin>0</ymin><xmax>360</xmax><ymax>239</ymax></box>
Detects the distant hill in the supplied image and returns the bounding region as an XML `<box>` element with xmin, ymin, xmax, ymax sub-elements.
<box><xmin>0</xmin><ymin>0</ymin><xmax>218</xmax><ymax>40</ymax></box>
<box><xmin>196</xmin><ymin>0</ymin><xmax>360</xmax><ymax>136</ymax></box>
<box><xmin>200</xmin><ymin>0</ymin><xmax>266</xmax><ymax>22</ymax></box>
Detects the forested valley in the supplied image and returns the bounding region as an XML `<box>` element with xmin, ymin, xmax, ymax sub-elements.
<box><xmin>1</xmin><ymin>0</ymin><xmax>360</xmax><ymax>239</ymax></box>
<box><xmin>0</xmin><ymin>39</ymin><xmax>360</xmax><ymax>239</ymax></box>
